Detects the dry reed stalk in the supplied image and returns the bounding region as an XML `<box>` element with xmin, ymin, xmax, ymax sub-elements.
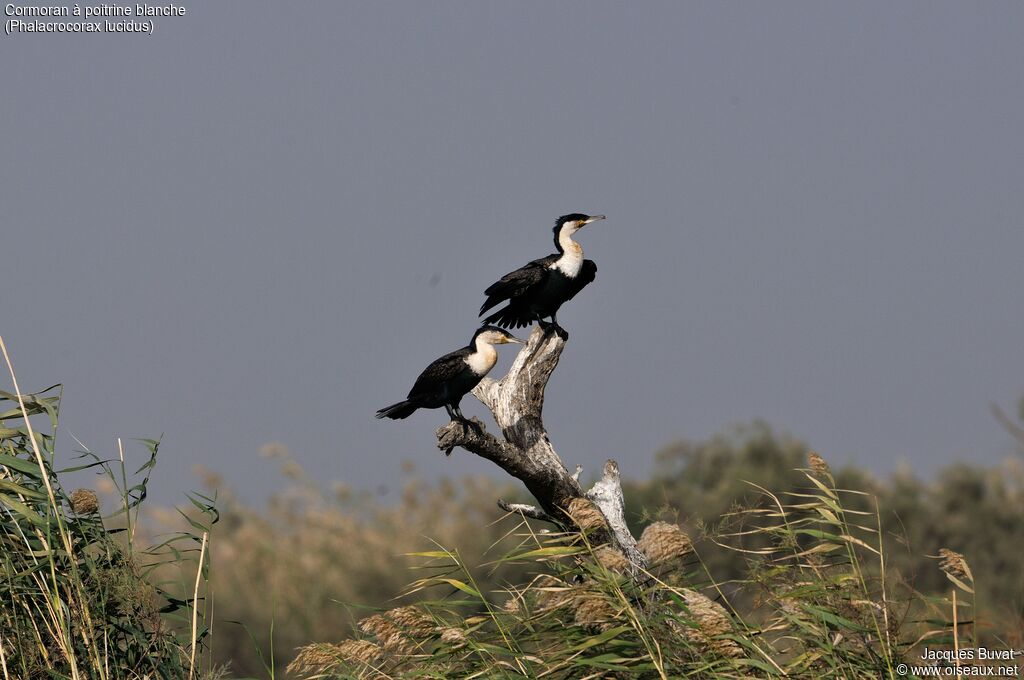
<box><xmin>188</xmin><ymin>531</ymin><xmax>208</xmax><ymax>680</ymax></box>
<box><xmin>0</xmin><ymin>634</ymin><xmax>9</xmax><ymax>680</ymax></box>
<box><xmin>953</xmin><ymin>589</ymin><xmax>961</xmax><ymax>680</ymax></box>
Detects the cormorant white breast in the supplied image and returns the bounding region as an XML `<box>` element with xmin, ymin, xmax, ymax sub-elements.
<box><xmin>375</xmin><ymin>326</ymin><xmax>522</xmax><ymax>426</ymax></box>
<box><xmin>478</xmin><ymin>213</ymin><xmax>604</xmax><ymax>332</ymax></box>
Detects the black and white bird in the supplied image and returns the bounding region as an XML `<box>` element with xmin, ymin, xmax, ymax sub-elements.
<box><xmin>375</xmin><ymin>326</ymin><xmax>522</xmax><ymax>427</ymax></box>
<box><xmin>479</xmin><ymin>213</ymin><xmax>604</xmax><ymax>333</ymax></box>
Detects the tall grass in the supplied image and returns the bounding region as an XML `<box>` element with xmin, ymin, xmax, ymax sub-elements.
<box><xmin>0</xmin><ymin>343</ymin><xmax>217</xmax><ymax>679</ymax></box>
<box><xmin>286</xmin><ymin>452</ymin><xmax>957</xmax><ymax>679</ymax></box>
<box><xmin>627</xmin><ymin>423</ymin><xmax>1024</xmax><ymax>649</ymax></box>
<box><xmin>160</xmin><ymin>447</ymin><xmax>536</xmax><ymax>678</ymax></box>
<box><xmin>171</xmin><ymin>424</ymin><xmax>1020</xmax><ymax>677</ymax></box>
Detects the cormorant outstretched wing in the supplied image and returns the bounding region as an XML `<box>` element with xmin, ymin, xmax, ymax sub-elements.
<box><xmin>478</xmin><ymin>254</ymin><xmax>559</xmax><ymax>315</ymax></box>
<box><xmin>407</xmin><ymin>348</ymin><xmax>470</xmax><ymax>398</ymax></box>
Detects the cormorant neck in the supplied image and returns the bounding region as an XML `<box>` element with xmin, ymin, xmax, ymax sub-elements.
<box><xmin>551</xmin><ymin>228</ymin><xmax>584</xmax><ymax>277</ymax></box>
<box><xmin>556</xmin><ymin>225</ymin><xmax>577</xmax><ymax>254</ymax></box>
<box><xmin>467</xmin><ymin>336</ymin><xmax>499</xmax><ymax>375</ymax></box>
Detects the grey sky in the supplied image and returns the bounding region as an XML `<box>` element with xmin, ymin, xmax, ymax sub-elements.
<box><xmin>3</xmin><ymin>2</ymin><xmax>1022</xmax><ymax>505</ymax></box>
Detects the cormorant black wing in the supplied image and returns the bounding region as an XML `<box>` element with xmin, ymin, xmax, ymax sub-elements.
<box><xmin>478</xmin><ymin>254</ymin><xmax>558</xmax><ymax>315</ymax></box>
<box><xmin>407</xmin><ymin>348</ymin><xmax>470</xmax><ymax>398</ymax></box>
<box><xmin>561</xmin><ymin>259</ymin><xmax>597</xmax><ymax>302</ymax></box>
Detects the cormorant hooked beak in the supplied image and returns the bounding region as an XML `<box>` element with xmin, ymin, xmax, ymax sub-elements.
<box><xmin>583</xmin><ymin>215</ymin><xmax>606</xmax><ymax>225</ymax></box>
<box><xmin>505</xmin><ymin>335</ymin><xmax>525</xmax><ymax>344</ymax></box>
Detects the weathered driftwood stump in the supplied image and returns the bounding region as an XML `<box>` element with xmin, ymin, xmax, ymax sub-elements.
<box><xmin>436</xmin><ymin>325</ymin><xmax>648</xmax><ymax>573</ymax></box>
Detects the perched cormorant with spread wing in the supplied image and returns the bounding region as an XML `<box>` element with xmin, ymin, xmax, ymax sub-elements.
<box><xmin>375</xmin><ymin>326</ymin><xmax>522</xmax><ymax>426</ymax></box>
<box><xmin>479</xmin><ymin>213</ymin><xmax>604</xmax><ymax>332</ymax></box>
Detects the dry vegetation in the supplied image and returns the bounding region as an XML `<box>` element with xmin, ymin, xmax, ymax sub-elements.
<box><xmin>154</xmin><ymin>420</ymin><xmax>1022</xmax><ymax>678</ymax></box>
<box><xmin>3</xmin><ymin>357</ymin><xmax>1023</xmax><ymax>678</ymax></box>
<box><xmin>171</xmin><ymin>446</ymin><xmax>532</xmax><ymax>677</ymax></box>
<box><xmin>278</xmin><ymin>448</ymin><xmax>988</xmax><ymax>679</ymax></box>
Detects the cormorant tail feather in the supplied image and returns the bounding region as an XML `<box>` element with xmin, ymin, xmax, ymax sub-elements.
<box><xmin>375</xmin><ymin>400</ymin><xmax>419</xmax><ymax>420</ymax></box>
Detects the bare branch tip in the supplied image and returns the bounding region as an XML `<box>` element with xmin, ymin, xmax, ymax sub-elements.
<box><xmin>497</xmin><ymin>499</ymin><xmax>553</xmax><ymax>522</ymax></box>
<box><xmin>602</xmin><ymin>459</ymin><xmax>620</xmax><ymax>479</ymax></box>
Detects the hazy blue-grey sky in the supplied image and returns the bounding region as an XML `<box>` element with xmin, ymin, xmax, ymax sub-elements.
<box><xmin>3</xmin><ymin>2</ymin><xmax>1022</xmax><ymax>504</ymax></box>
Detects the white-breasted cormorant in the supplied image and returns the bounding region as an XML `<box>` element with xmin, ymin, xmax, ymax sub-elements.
<box><xmin>375</xmin><ymin>326</ymin><xmax>522</xmax><ymax>426</ymax></box>
<box><xmin>478</xmin><ymin>213</ymin><xmax>604</xmax><ymax>332</ymax></box>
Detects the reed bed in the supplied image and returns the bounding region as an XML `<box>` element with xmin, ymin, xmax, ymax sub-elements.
<box><xmin>284</xmin><ymin>452</ymin><xmax>898</xmax><ymax>678</ymax></box>
<box><xmin>3</xmin><ymin>343</ymin><xmax>1019</xmax><ymax>678</ymax></box>
<box><xmin>0</xmin><ymin>357</ymin><xmax>217</xmax><ymax>678</ymax></box>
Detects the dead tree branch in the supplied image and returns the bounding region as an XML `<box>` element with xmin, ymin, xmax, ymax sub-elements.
<box><xmin>496</xmin><ymin>499</ymin><xmax>553</xmax><ymax>522</ymax></box>
<box><xmin>435</xmin><ymin>325</ymin><xmax>648</xmax><ymax>572</ymax></box>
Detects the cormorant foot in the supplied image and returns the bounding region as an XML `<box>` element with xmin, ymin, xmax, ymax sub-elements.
<box><xmin>455</xmin><ymin>416</ymin><xmax>483</xmax><ymax>436</ymax></box>
<box><xmin>536</xmin><ymin>318</ymin><xmax>568</xmax><ymax>340</ymax></box>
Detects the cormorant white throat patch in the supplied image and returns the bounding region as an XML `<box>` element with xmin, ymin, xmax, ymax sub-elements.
<box><xmin>551</xmin><ymin>241</ymin><xmax>584</xmax><ymax>277</ymax></box>
<box><xmin>465</xmin><ymin>343</ymin><xmax>498</xmax><ymax>376</ymax></box>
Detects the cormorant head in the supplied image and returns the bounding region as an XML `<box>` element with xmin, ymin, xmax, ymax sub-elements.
<box><xmin>472</xmin><ymin>326</ymin><xmax>524</xmax><ymax>346</ymax></box>
<box><xmin>553</xmin><ymin>213</ymin><xmax>605</xmax><ymax>249</ymax></box>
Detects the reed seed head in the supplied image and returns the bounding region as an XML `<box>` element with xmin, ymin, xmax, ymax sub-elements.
<box><xmin>359</xmin><ymin>613</ymin><xmax>407</xmax><ymax>650</ymax></box>
<box><xmin>808</xmin><ymin>451</ymin><xmax>831</xmax><ymax>477</ymax></box>
<box><xmin>573</xmin><ymin>591</ymin><xmax>616</xmax><ymax>631</ymax></box>
<box><xmin>669</xmin><ymin>590</ymin><xmax>742</xmax><ymax>658</ymax></box>
<box><xmin>339</xmin><ymin>639</ymin><xmax>382</xmax><ymax>665</ymax></box>
<box><xmin>440</xmin><ymin>627</ymin><xmax>467</xmax><ymax>646</ymax></box>
<box><xmin>594</xmin><ymin>545</ymin><xmax>631</xmax><ymax>573</ymax></box>
<box><xmin>287</xmin><ymin>639</ymin><xmax>380</xmax><ymax>674</ymax></box>
<box><xmin>287</xmin><ymin>643</ymin><xmax>342</xmax><ymax>674</ymax></box>
<box><xmin>69</xmin><ymin>488</ymin><xmax>99</xmax><ymax>515</ymax></box>
<box><xmin>502</xmin><ymin>595</ymin><xmax>523</xmax><ymax>614</ymax></box>
<box><xmin>938</xmin><ymin>548</ymin><xmax>973</xmax><ymax>583</ymax></box>
<box><xmin>385</xmin><ymin>605</ymin><xmax>434</xmax><ymax>636</ymax></box>
<box><xmin>638</xmin><ymin>521</ymin><xmax>693</xmax><ymax>565</ymax></box>
<box><xmin>567</xmin><ymin>497</ymin><xmax>607</xmax><ymax>534</ymax></box>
